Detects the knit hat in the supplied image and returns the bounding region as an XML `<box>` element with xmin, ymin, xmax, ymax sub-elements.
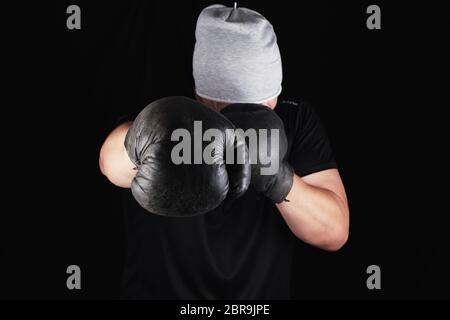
<box><xmin>193</xmin><ymin>4</ymin><xmax>282</xmax><ymax>104</ymax></box>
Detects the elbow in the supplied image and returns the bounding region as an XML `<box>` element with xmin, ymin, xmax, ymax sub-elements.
<box><xmin>322</xmin><ymin>202</ymin><xmax>350</xmax><ymax>252</ymax></box>
<box><xmin>99</xmin><ymin>155</ymin><xmax>105</xmax><ymax>176</ymax></box>
<box><xmin>98</xmin><ymin>143</ymin><xmax>134</xmax><ymax>188</ymax></box>
<box><xmin>296</xmin><ymin>224</ymin><xmax>349</xmax><ymax>252</ymax></box>
<box><xmin>321</xmin><ymin>220</ymin><xmax>349</xmax><ymax>251</ymax></box>
<box><xmin>98</xmin><ymin>144</ymin><xmax>116</xmax><ymax>183</ymax></box>
<box><xmin>98</xmin><ymin>123</ymin><xmax>135</xmax><ymax>188</ymax></box>
<box><xmin>99</xmin><ymin>152</ymin><xmax>120</xmax><ymax>187</ymax></box>
<box><xmin>99</xmin><ymin>145</ymin><xmax>108</xmax><ymax>177</ymax></box>
<box><xmin>323</xmin><ymin>228</ymin><xmax>349</xmax><ymax>252</ymax></box>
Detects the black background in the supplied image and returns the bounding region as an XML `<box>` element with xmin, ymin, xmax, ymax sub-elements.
<box><xmin>1</xmin><ymin>0</ymin><xmax>448</xmax><ymax>299</ymax></box>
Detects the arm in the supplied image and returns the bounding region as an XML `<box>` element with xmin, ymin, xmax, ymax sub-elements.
<box><xmin>99</xmin><ymin>122</ymin><xmax>136</xmax><ymax>188</ymax></box>
<box><xmin>277</xmin><ymin>169</ymin><xmax>349</xmax><ymax>251</ymax></box>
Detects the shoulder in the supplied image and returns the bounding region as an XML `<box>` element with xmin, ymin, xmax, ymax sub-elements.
<box><xmin>276</xmin><ymin>97</ymin><xmax>315</xmax><ymax>117</ymax></box>
<box><xmin>275</xmin><ymin>97</ymin><xmax>317</xmax><ymax>132</ymax></box>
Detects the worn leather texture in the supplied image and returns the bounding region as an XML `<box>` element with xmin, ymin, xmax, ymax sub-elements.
<box><xmin>125</xmin><ymin>96</ymin><xmax>250</xmax><ymax>216</ymax></box>
<box><xmin>222</xmin><ymin>103</ymin><xmax>294</xmax><ymax>203</ymax></box>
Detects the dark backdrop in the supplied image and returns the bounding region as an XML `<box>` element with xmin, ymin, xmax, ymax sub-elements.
<box><xmin>1</xmin><ymin>0</ymin><xmax>448</xmax><ymax>299</ymax></box>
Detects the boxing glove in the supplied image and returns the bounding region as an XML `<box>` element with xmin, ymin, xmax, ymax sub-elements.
<box><xmin>221</xmin><ymin>103</ymin><xmax>294</xmax><ymax>203</ymax></box>
<box><xmin>125</xmin><ymin>96</ymin><xmax>250</xmax><ymax>216</ymax></box>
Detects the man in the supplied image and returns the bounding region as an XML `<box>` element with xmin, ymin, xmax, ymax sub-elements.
<box><xmin>100</xmin><ymin>4</ymin><xmax>349</xmax><ymax>299</ymax></box>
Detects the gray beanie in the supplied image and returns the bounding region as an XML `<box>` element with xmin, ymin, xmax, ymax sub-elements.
<box><xmin>193</xmin><ymin>4</ymin><xmax>282</xmax><ymax>104</ymax></box>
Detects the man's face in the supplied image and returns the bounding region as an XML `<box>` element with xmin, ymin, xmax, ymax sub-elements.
<box><xmin>195</xmin><ymin>92</ymin><xmax>279</xmax><ymax>111</ymax></box>
<box><xmin>265</xmin><ymin>97</ymin><xmax>278</xmax><ymax>109</ymax></box>
<box><xmin>195</xmin><ymin>93</ymin><xmax>229</xmax><ymax>112</ymax></box>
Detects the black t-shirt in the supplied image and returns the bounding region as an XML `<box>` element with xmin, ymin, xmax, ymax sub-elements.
<box><xmin>120</xmin><ymin>98</ymin><xmax>337</xmax><ymax>299</ymax></box>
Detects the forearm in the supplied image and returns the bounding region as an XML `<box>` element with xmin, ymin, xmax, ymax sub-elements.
<box><xmin>99</xmin><ymin>122</ymin><xmax>136</xmax><ymax>188</ymax></box>
<box><xmin>277</xmin><ymin>174</ymin><xmax>349</xmax><ymax>251</ymax></box>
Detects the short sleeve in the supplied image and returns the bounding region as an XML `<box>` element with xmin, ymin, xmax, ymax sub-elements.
<box><xmin>276</xmin><ymin>99</ymin><xmax>337</xmax><ymax>177</ymax></box>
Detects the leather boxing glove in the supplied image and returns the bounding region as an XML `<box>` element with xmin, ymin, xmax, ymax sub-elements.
<box><xmin>221</xmin><ymin>103</ymin><xmax>294</xmax><ymax>203</ymax></box>
<box><xmin>125</xmin><ymin>96</ymin><xmax>250</xmax><ymax>216</ymax></box>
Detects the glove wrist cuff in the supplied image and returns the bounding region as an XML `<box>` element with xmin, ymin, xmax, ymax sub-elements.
<box><xmin>267</xmin><ymin>163</ymin><xmax>294</xmax><ymax>203</ymax></box>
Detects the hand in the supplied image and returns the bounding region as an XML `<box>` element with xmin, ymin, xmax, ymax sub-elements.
<box><xmin>221</xmin><ymin>103</ymin><xmax>294</xmax><ymax>203</ymax></box>
<box><xmin>124</xmin><ymin>96</ymin><xmax>250</xmax><ymax>216</ymax></box>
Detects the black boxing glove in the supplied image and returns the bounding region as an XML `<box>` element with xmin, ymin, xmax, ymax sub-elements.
<box><xmin>221</xmin><ymin>103</ymin><xmax>294</xmax><ymax>203</ymax></box>
<box><xmin>125</xmin><ymin>96</ymin><xmax>250</xmax><ymax>216</ymax></box>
